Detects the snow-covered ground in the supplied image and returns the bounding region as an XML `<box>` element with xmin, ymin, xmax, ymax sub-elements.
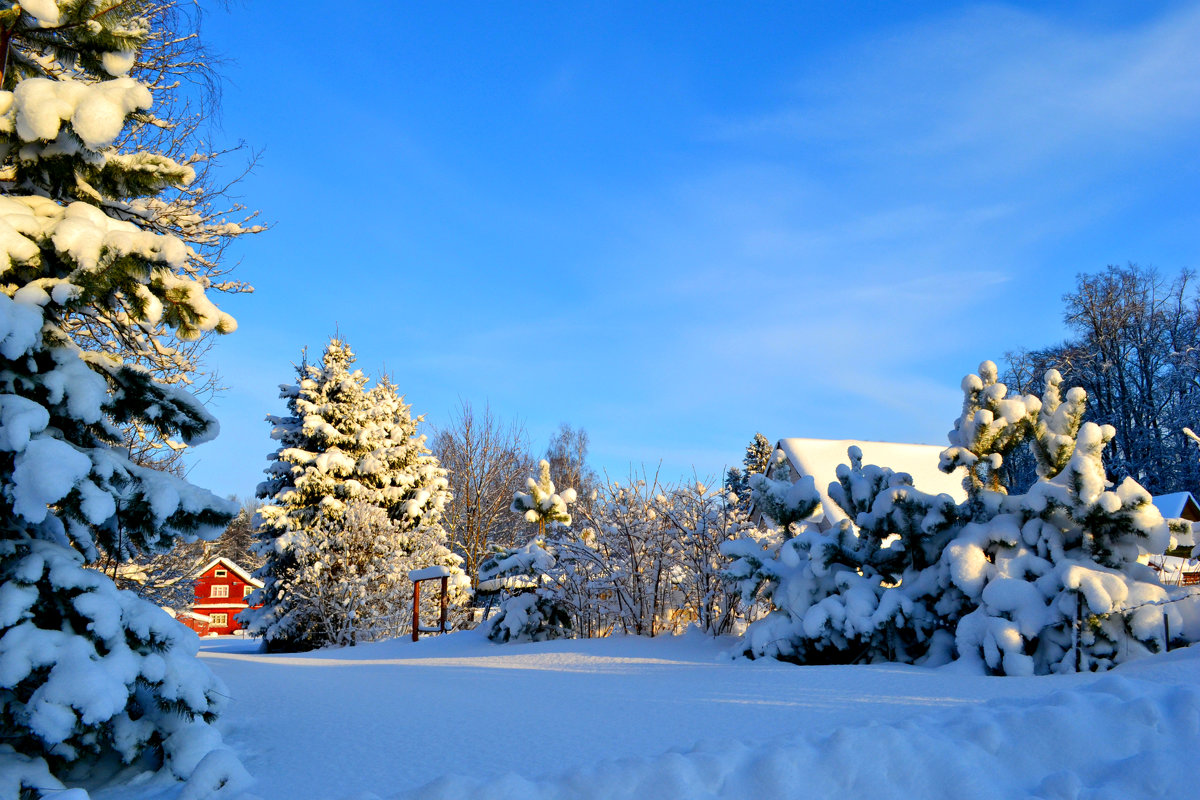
<box><xmin>96</xmin><ymin>630</ymin><xmax>1200</xmax><ymax>799</ymax></box>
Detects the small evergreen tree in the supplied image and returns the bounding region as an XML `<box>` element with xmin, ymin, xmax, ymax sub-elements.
<box><xmin>483</xmin><ymin>460</ymin><xmax>577</xmax><ymax>642</ymax></box>
<box><xmin>510</xmin><ymin>459</ymin><xmax>577</xmax><ymax>537</ymax></box>
<box><xmin>723</xmin><ymin>466</ymin><xmax>746</xmax><ymax>507</ymax></box>
<box><xmin>747</xmin><ymin>450</ymin><xmax>822</xmax><ymax>535</ymax></box>
<box><xmin>744</xmin><ymin>433</ymin><xmax>773</xmax><ymax>478</ymax></box>
<box><xmin>478</xmin><ymin>539</ymin><xmax>571</xmax><ymax>643</ymax></box>
<box><xmin>726</xmin><ymin>433</ymin><xmax>774</xmax><ymax>510</ymax></box>
<box><xmin>727</xmin><ymin>449</ymin><xmax>959</xmax><ymax>664</ymax></box>
<box><xmin>945</xmin><ymin>367</ymin><xmax>1174</xmax><ymax>675</ymax></box>
<box><xmin>247</xmin><ymin>337</ymin><xmax>461</xmax><ymax>651</ymax></box>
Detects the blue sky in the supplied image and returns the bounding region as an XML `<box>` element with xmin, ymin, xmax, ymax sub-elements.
<box><xmin>186</xmin><ymin>1</ymin><xmax>1200</xmax><ymax>500</ymax></box>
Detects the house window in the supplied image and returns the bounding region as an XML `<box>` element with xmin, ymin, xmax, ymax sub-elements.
<box><xmin>243</xmin><ymin>585</ymin><xmax>254</xmax><ymax>597</ymax></box>
<box><xmin>210</xmin><ymin>613</ymin><xmax>228</xmax><ymax>626</ymax></box>
<box><xmin>211</xmin><ymin>585</ymin><xmax>229</xmax><ymax>598</ymax></box>
<box><xmin>214</xmin><ymin>569</ymin><xmax>227</xmax><ymax>577</ymax></box>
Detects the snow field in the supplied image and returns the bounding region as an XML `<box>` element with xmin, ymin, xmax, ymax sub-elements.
<box><xmin>409</xmin><ymin>673</ymin><xmax>1200</xmax><ymax>800</ymax></box>
<box><xmin>143</xmin><ymin>631</ymin><xmax>1200</xmax><ymax>800</ymax></box>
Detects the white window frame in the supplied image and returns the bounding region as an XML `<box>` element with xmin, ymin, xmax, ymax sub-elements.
<box><xmin>243</xmin><ymin>585</ymin><xmax>254</xmax><ymax>597</ymax></box>
<box><xmin>211</xmin><ymin>585</ymin><xmax>229</xmax><ymax>598</ymax></box>
<box><xmin>214</xmin><ymin>569</ymin><xmax>227</xmax><ymax>577</ymax></box>
<box><xmin>209</xmin><ymin>613</ymin><xmax>228</xmax><ymax>626</ymax></box>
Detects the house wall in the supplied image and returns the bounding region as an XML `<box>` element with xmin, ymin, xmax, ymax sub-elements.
<box><xmin>192</xmin><ymin>563</ymin><xmax>260</xmax><ymax>635</ymax></box>
<box><xmin>176</xmin><ymin>615</ymin><xmax>211</xmax><ymax>636</ymax></box>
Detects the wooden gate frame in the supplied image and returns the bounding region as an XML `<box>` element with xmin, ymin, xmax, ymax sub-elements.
<box><xmin>410</xmin><ymin>567</ymin><xmax>452</xmax><ymax>642</ymax></box>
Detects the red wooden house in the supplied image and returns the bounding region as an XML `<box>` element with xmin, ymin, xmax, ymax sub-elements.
<box><xmin>1149</xmin><ymin>493</ymin><xmax>1200</xmax><ymax>586</ymax></box>
<box><xmin>178</xmin><ymin>557</ymin><xmax>263</xmax><ymax>636</ymax></box>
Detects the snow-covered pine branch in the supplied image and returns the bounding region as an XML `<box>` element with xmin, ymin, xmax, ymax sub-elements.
<box><xmin>0</xmin><ymin>4</ymin><xmax>251</xmax><ymax>794</ymax></box>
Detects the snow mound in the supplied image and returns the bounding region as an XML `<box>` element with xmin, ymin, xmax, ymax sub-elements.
<box><xmin>396</xmin><ymin>666</ymin><xmax>1200</xmax><ymax>800</ymax></box>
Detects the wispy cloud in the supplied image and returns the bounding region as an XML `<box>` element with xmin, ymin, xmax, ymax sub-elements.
<box><xmin>711</xmin><ymin>3</ymin><xmax>1200</xmax><ymax>175</ymax></box>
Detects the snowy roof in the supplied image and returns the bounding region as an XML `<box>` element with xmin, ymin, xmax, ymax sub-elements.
<box><xmin>193</xmin><ymin>557</ymin><xmax>263</xmax><ymax>587</ymax></box>
<box><xmin>476</xmin><ymin>576</ymin><xmax>538</xmax><ymax>593</ymax></box>
<box><xmin>774</xmin><ymin>438</ymin><xmax>968</xmax><ymax>526</ymax></box>
<box><xmin>409</xmin><ymin>565</ymin><xmax>452</xmax><ymax>582</ymax></box>
<box><xmin>1152</xmin><ymin>492</ymin><xmax>1200</xmax><ymax>522</ymax></box>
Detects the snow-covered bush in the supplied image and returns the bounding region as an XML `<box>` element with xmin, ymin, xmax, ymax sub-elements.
<box><xmin>275</xmin><ymin>502</ymin><xmax>468</xmax><ymax>647</ymax></box>
<box><xmin>484</xmin><ymin>473</ymin><xmax>754</xmax><ymax>640</ymax></box>
<box><xmin>0</xmin><ymin>3</ymin><xmax>247</xmax><ymax>795</ymax></box>
<box><xmin>725</xmin><ymin>362</ymin><xmax>1185</xmax><ymax>674</ymax></box>
<box><xmin>247</xmin><ymin>338</ymin><xmax>463</xmax><ymax>651</ymax></box>
<box><xmin>478</xmin><ymin>539</ymin><xmax>571</xmax><ymax>642</ymax></box>
<box><xmin>577</xmin><ymin>478</ymin><xmax>675</xmax><ymax>636</ymax></box>
<box><xmin>654</xmin><ymin>483</ymin><xmax>757</xmax><ymax>635</ymax></box>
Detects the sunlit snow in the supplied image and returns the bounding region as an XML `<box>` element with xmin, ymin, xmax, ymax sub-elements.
<box><xmin>89</xmin><ymin>626</ymin><xmax>1200</xmax><ymax>800</ymax></box>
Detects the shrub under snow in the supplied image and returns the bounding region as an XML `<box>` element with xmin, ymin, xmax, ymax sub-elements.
<box><xmin>724</xmin><ymin>362</ymin><xmax>1191</xmax><ymax>675</ymax></box>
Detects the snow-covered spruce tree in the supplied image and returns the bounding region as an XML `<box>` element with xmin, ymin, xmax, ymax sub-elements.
<box><xmin>0</xmin><ymin>3</ymin><xmax>248</xmax><ymax>795</ymax></box>
<box><xmin>725</xmin><ymin>448</ymin><xmax>961</xmax><ymax>664</ymax></box>
<box><xmin>481</xmin><ymin>460</ymin><xmax>576</xmax><ymax>642</ymax></box>
<box><xmin>725</xmin><ymin>433</ymin><xmax>773</xmax><ymax>510</ymax></box>
<box><xmin>944</xmin><ymin>365</ymin><xmax>1177</xmax><ymax>675</ymax></box>
<box><xmin>1</xmin><ymin>1</ymin><xmax>261</xmax><ymax>474</ymax></box>
<box><xmin>247</xmin><ymin>338</ymin><xmax>463</xmax><ymax>651</ymax></box>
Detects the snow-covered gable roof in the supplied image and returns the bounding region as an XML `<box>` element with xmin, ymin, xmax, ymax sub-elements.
<box><xmin>193</xmin><ymin>557</ymin><xmax>263</xmax><ymax>587</ymax></box>
<box><xmin>774</xmin><ymin>438</ymin><xmax>968</xmax><ymax>526</ymax></box>
<box><xmin>1152</xmin><ymin>492</ymin><xmax>1200</xmax><ymax>522</ymax></box>
<box><xmin>164</xmin><ymin>607</ymin><xmax>212</xmax><ymax>622</ymax></box>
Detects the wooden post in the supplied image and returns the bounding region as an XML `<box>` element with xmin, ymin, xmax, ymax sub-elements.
<box><xmin>439</xmin><ymin>575</ymin><xmax>449</xmax><ymax>633</ymax></box>
<box><xmin>412</xmin><ymin>579</ymin><xmax>421</xmax><ymax>643</ymax></box>
<box><xmin>1164</xmin><ymin>611</ymin><xmax>1171</xmax><ymax>653</ymax></box>
<box><xmin>1074</xmin><ymin>591</ymin><xmax>1083</xmax><ymax>673</ymax></box>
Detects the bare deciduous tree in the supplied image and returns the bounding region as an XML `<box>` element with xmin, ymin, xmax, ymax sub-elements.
<box><xmin>432</xmin><ymin>401</ymin><xmax>534</xmax><ymax>584</ymax></box>
<box><xmin>545</xmin><ymin>422</ymin><xmax>599</xmax><ymax>512</ymax></box>
<box><xmin>1005</xmin><ymin>265</ymin><xmax>1200</xmax><ymax>495</ymax></box>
